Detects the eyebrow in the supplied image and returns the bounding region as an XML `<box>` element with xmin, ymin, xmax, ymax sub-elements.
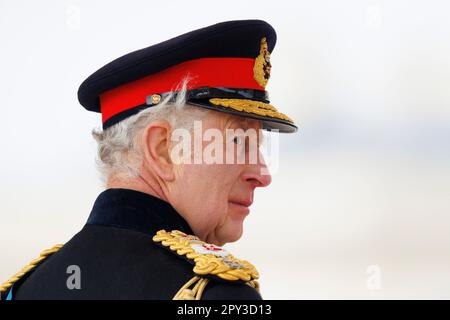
<box><xmin>227</xmin><ymin>120</ymin><xmax>265</xmax><ymax>146</ymax></box>
<box><xmin>229</xmin><ymin>118</ymin><xmax>262</xmax><ymax>130</ymax></box>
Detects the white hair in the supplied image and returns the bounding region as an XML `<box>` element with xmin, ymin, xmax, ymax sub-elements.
<box><xmin>92</xmin><ymin>78</ymin><xmax>210</xmax><ymax>183</ymax></box>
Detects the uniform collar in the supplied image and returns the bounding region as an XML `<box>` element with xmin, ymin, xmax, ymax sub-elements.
<box><xmin>86</xmin><ymin>188</ymin><xmax>193</xmax><ymax>236</ymax></box>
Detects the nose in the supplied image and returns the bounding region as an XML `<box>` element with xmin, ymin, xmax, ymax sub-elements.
<box><xmin>242</xmin><ymin>153</ymin><xmax>272</xmax><ymax>188</ymax></box>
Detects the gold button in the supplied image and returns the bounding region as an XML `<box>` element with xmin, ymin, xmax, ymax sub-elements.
<box><xmin>150</xmin><ymin>94</ymin><xmax>161</xmax><ymax>104</ymax></box>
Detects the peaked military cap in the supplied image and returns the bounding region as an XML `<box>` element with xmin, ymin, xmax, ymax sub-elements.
<box><xmin>78</xmin><ymin>19</ymin><xmax>297</xmax><ymax>133</ymax></box>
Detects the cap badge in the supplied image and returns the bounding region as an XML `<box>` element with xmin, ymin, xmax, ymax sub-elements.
<box><xmin>253</xmin><ymin>37</ymin><xmax>271</xmax><ymax>87</ymax></box>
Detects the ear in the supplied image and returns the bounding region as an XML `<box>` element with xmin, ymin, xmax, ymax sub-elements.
<box><xmin>141</xmin><ymin>120</ymin><xmax>175</xmax><ymax>181</ymax></box>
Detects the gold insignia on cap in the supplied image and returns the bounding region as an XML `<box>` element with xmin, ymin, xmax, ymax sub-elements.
<box><xmin>253</xmin><ymin>37</ymin><xmax>271</xmax><ymax>87</ymax></box>
<box><xmin>209</xmin><ymin>98</ymin><xmax>294</xmax><ymax>123</ymax></box>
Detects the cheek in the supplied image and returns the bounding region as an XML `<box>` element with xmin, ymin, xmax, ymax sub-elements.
<box><xmin>202</xmin><ymin>166</ymin><xmax>248</xmax><ymax>242</ymax></box>
<box><xmin>174</xmin><ymin>164</ymin><xmax>236</xmax><ymax>234</ymax></box>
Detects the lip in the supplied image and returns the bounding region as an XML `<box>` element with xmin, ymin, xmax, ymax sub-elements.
<box><xmin>228</xmin><ymin>198</ymin><xmax>253</xmax><ymax>208</ymax></box>
<box><xmin>228</xmin><ymin>201</ymin><xmax>251</xmax><ymax>215</ymax></box>
<box><xmin>228</xmin><ymin>197</ymin><xmax>253</xmax><ymax>217</ymax></box>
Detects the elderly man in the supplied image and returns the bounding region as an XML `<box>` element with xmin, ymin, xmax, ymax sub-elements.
<box><xmin>1</xmin><ymin>20</ymin><xmax>296</xmax><ymax>300</ymax></box>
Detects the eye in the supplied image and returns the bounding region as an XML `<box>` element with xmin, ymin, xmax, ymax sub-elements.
<box><xmin>233</xmin><ymin>136</ymin><xmax>243</xmax><ymax>145</ymax></box>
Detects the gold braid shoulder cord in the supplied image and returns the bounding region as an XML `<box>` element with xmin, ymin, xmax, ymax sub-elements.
<box><xmin>1</xmin><ymin>230</ymin><xmax>260</xmax><ymax>300</ymax></box>
<box><xmin>0</xmin><ymin>244</ymin><xmax>64</xmax><ymax>296</ymax></box>
<box><xmin>153</xmin><ymin>230</ymin><xmax>260</xmax><ymax>300</ymax></box>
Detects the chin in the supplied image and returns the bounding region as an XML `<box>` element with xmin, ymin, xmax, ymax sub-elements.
<box><xmin>218</xmin><ymin>224</ymin><xmax>244</xmax><ymax>245</ymax></box>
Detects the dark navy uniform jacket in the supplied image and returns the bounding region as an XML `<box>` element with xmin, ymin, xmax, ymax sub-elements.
<box><xmin>11</xmin><ymin>189</ymin><xmax>262</xmax><ymax>300</ymax></box>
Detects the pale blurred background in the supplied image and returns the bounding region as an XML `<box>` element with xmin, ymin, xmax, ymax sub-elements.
<box><xmin>1</xmin><ymin>0</ymin><xmax>449</xmax><ymax>299</ymax></box>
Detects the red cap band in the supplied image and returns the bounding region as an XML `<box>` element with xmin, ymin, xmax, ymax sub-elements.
<box><xmin>99</xmin><ymin>57</ymin><xmax>263</xmax><ymax>123</ymax></box>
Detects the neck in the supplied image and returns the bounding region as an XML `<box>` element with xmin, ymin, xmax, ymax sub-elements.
<box><xmin>106</xmin><ymin>173</ymin><xmax>169</xmax><ymax>203</ymax></box>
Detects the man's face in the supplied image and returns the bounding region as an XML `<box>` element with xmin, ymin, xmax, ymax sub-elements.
<box><xmin>168</xmin><ymin>112</ymin><xmax>272</xmax><ymax>246</ymax></box>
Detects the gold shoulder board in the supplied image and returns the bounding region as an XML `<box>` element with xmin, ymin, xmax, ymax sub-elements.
<box><xmin>152</xmin><ymin>229</ymin><xmax>260</xmax><ymax>300</ymax></box>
